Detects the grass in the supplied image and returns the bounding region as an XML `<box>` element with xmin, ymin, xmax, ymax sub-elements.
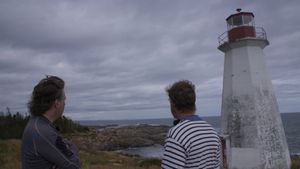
<box><xmin>0</xmin><ymin>139</ymin><xmax>160</xmax><ymax>169</ymax></box>
<box><xmin>292</xmin><ymin>155</ymin><xmax>300</xmax><ymax>169</ymax></box>
<box><xmin>1</xmin><ymin>139</ymin><xmax>299</xmax><ymax>169</ymax></box>
<box><xmin>79</xmin><ymin>149</ymin><xmax>160</xmax><ymax>169</ymax></box>
<box><xmin>0</xmin><ymin>139</ymin><xmax>21</xmax><ymax>169</ymax></box>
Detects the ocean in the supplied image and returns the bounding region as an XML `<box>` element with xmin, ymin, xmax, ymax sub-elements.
<box><xmin>79</xmin><ymin>112</ymin><xmax>300</xmax><ymax>158</ymax></box>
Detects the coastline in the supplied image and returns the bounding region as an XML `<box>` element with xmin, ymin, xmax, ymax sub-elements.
<box><xmin>78</xmin><ymin>113</ymin><xmax>300</xmax><ymax>155</ymax></box>
<box><xmin>67</xmin><ymin>124</ymin><xmax>170</xmax><ymax>151</ymax></box>
<box><xmin>1</xmin><ymin>123</ymin><xmax>299</xmax><ymax>169</ymax></box>
<box><xmin>1</xmin><ymin>113</ymin><xmax>298</xmax><ymax>168</ymax></box>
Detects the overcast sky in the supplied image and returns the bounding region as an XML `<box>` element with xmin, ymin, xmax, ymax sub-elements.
<box><xmin>0</xmin><ymin>0</ymin><xmax>299</xmax><ymax>120</ymax></box>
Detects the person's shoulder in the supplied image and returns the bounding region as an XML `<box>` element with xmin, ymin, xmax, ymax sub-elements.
<box><xmin>167</xmin><ymin>120</ymin><xmax>193</xmax><ymax>137</ymax></box>
<box><xmin>189</xmin><ymin>119</ymin><xmax>213</xmax><ymax>127</ymax></box>
<box><xmin>197</xmin><ymin>120</ymin><xmax>220</xmax><ymax>138</ymax></box>
<box><xmin>179</xmin><ymin>119</ymin><xmax>209</xmax><ymax>128</ymax></box>
<box><xmin>181</xmin><ymin>119</ymin><xmax>219</xmax><ymax>136</ymax></box>
<box><xmin>197</xmin><ymin>120</ymin><xmax>218</xmax><ymax>130</ymax></box>
<box><xmin>34</xmin><ymin>116</ymin><xmax>58</xmax><ymax>142</ymax></box>
<box><xmin>22</xmin><ymin>117</ymin><xmax>37</xmax><ymax>139</ymax></box>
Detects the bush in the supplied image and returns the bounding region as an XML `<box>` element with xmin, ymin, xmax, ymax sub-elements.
<box><xmin>0</xmin><ymin>109</ymin><xmax>89</xmax><ymax>139</ymax></box>
<box><xmin>0</xmin><ymin>112</ymin><xmax>29</xmax><ymax>139</ymax></box>
<box><xmin>54</xmin><ymin>116</ymin><xmax>89</xmax><ymax>133</ymax></box>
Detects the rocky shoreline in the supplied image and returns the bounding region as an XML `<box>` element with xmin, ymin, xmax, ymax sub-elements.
<box><xmin>69</xmin><ymin>124</ymin><xmax>171</xmax><ymax>151</ymax></box>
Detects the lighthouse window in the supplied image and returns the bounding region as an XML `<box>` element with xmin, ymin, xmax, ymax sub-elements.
<box><xmin>232</xmin><ymin>15</ymin><xmax>243</xmax><ymax>26</ymax></box>
<box><xmin>243</xmin><ymin>15</ymin><xmax>254</xmax><ymax>26</ymax></box>
<box><xmin>227</xmin><ymin>18</ymin><xmax>234</xmax><ymax>29</ymax></box>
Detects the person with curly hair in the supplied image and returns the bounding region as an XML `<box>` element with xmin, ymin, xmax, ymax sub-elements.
<box><xmin>21</xmin><ymin>75</ymin><xmax>81</xmax><ymax>169</ymax></box>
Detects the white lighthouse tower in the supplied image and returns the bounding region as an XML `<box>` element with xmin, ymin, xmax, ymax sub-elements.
<box><xmin>218</xmin><ymin>9</ymin><xmax>291</xmax><ymax>169</ymax></box>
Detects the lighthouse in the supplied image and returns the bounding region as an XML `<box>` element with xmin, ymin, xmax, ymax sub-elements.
<box><xmin>218</xmin><ymin>9</ymin><xmax>291</xmax><ymax>169</ymax></box>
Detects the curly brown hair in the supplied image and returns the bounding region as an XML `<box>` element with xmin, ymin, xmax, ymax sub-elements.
<box><xmin>166</xmin><ymin>80</ymin><xmax>196</xmax><ymax>113</ymax></box>
<box><xmin>28</xmin><ymin>75</ymin><xmax>65</xmax><ymax>116</ymax></box>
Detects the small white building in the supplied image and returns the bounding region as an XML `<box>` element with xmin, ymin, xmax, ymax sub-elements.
<box><xmin>218</xmin><ymin>9</ymin><xmax>291</xmax><ymax>169</ymax></box>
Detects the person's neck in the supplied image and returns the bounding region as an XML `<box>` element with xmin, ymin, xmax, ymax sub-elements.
<box><xmin>175</xmin><ymin>111</ymin><xmax>195</xmax><ymax>120</ymax></box>
<box><xmin>43</xmin><ymin>111</ymin><xmax>58</xmax><ymax>123</ymax></box>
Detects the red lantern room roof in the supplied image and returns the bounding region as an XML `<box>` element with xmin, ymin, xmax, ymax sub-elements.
<box><xmin>218</xmin><ymin>9</ymin><xmax>268</xmax><ymax>46</ymax></box>
<box><xmin>226</xmin><ymin>12</ymin><xmax>254</xmax><ymax>21</ymax></box>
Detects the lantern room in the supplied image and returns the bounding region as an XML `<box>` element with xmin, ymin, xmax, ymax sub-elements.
<box><xmin>226</xmin><ymin>9</ymin><xmax>256</xmax><ymax>42</ymax></box>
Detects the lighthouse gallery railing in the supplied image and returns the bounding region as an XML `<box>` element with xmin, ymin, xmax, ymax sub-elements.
<box><xmin>218</xmin><ymin>27</ymin><xmax>267</xmax><ymax>46</ymax></box>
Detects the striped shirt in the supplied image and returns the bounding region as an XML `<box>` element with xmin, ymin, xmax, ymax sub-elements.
<box><xmin>162</xmin><ymin>115</ymin><xmax>221</xmax><ymax>169</ymax></box>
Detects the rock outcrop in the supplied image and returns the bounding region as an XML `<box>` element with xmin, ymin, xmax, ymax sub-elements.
<box><xmin>70</xmin><ymin>124</ymin><xmax>170</xmax><ymax>151</ymax></box>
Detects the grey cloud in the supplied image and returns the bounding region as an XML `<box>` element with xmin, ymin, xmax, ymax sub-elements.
<box><xmin>0</xmin><ymin>0</ymin><xmax>299</xmax><ymax>119</ymax></box>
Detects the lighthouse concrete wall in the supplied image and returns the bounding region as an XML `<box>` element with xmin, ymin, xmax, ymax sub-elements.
<box><xmin>219</xmin><ymin>39</ymin><xmax>291</xmax><ymax>169</ymax></box>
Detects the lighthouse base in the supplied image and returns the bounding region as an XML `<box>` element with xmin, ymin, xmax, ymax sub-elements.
<box><xmin>231</xmin><ymin>148</ymin><xmax>261</xmax><ymax>169</ymax></box>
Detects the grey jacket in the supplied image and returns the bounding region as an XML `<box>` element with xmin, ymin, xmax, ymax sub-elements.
<box><xmin>21</xmin><ymin>116</ymin><xmax>81</xmax><ymax>169</ymax></box>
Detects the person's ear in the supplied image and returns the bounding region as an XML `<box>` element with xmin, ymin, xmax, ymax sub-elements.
<box><xmin>170</xmin><ymin>101</ymin><xmax>176</xmax><ymax>109</ymax></box>
<box><xmin>54</xmin><ymin>99</ymin><xmax>60</xmax><ymax>109</ymax></box>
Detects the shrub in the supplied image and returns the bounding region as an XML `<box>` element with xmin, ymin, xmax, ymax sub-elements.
<box><xmin>0</xmin><ymin>109</ymin><xmax>89</xmax><ymax>139</ymax></box>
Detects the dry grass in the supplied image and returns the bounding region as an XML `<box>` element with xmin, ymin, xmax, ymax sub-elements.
<box><xmin>0</xmin><ymin>139</ymin><xmax>160</xmax><ymax>169</ymax></box>
<box><xmin>0</xmin><ymin>139</ymin><xmax>21</xmax><ymax>169</ymax></box>
<box><xmin>1</xmin><ymin>139</ymin><xmax>298</xmax><ymax>169</ymax></box>
<box><xmin>79</xmin><ymin>149</ymin><xmax>160</xmax><ymax>169</ymax></box>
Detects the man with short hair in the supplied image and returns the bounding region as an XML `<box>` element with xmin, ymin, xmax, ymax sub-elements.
<box><xmin>21</xmin><ymin>76</ymin><xmax>81</xmax><ymax>169</ymax></box>
<box><xmin>162</xmin><ymin>80</ymin><xmax>221</xmax><ymax>169</ymax></box>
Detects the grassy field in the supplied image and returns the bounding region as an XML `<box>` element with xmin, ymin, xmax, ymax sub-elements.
<box><xmin>0</xmin><ymin>139</ymin><xmax>160</xmax><ymax>169</ymax></box>
<box><xmin>0</xmin><ymin>139</ymin><xmax>20</xmax><ymax>169</ymax></box>
<box><xmin>1</xmin><ymin>139</ymin><xmax>299</xmax><ymax>169</ymax></box>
